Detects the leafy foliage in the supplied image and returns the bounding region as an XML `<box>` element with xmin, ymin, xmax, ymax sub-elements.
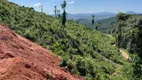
<box><xmin>0</xmin><ymin>0</ymin><xmax>133</xmax><ymax>80</ymax></box>
<box><xmin>95</xmin><ymin>17</ymin><xmax>117</xmax><ymax>33</ymax></box>
<box><xmin>94</xmin><ymin>13</ymin><xmax>142</xmax><ymax>80</ymax></box>
<box><xmin>115</xmin><ymin>13</ymin><xmax>142</xmax><ymax>54</ymax></box>
<box><xmin>115</xmin><ymin>13</ymin><xmax>142</xmax><ymax>80</ymax></box>
<box><xmin>74</xmin><ymin>17</ymin><xmax>117</xmax><ymax>33</ymax></box>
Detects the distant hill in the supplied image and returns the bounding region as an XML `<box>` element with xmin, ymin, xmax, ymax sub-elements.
<box><xmin>68</xmin><ymin>12</ymin><xmax>116</xmax><ymax>21</ymax></box>
<box><xmin>95</xmin><ymin>12</ymin><xmax>142</xmax><ymax>34</ymax></box>
<box><xmin>74</xmin><ymin>17</ymin><xmax>117</xmax><ymax>34</ymax></box>
<box><xmin>126</xmin><ymin>11</ymin><xmax>141</xmax><ymax>14</ymax></box>
<box><xmin>95</xmin><ymin>17</ymin><xmax>117</xmax><ymax>33</ymax></box>
<box><xmin>73</xmin><ymin>11</ymin><xmax>142</xmax><ymax>30</ymax></box>
<box><xmin>51</xmin><ymin>12</ymin><xmax>116</xmax><ymax>21</ymax></box>
<box><xmin>66</xmin><ymin>12</ymin><xmax>116</xmax><ymax>28</ymax></box>
<box><xmin>67</xmin><ymin>11</ymin><xmax>141</xmax><ymax>20</ymax></box>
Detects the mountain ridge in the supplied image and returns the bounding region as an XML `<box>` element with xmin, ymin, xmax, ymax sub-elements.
<box><xmin>51</xmin><ymin>11</ymin><xmax>141</xmax><ymax>21</ymax></box>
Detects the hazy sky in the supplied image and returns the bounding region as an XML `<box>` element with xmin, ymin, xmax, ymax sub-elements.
<box><xmin>8</xmin><ymin>0</ymin><xmax>142</xmax><ymax>14</ymax></box>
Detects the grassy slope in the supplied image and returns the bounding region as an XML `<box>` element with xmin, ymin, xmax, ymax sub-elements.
<box><xmin>0</xmin><ymin>0</ymin><xmax>131</xmax><ymax>80</ymax></box>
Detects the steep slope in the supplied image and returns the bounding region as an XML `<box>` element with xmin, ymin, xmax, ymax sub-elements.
<box><xmin>0</xmin><ymin>25</ymin><xmax>84</xmax><ymax>80</ymax></box>
<box><xmin>0</xmin><ymin>0</ymin><xmax>131</xmax><ymax>80</ymax></box>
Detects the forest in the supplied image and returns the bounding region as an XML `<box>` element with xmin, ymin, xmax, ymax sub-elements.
<box><xmin>0</xmin><ymin>0</ymin><xmax>142</xmax><ymax>80</ymax></box>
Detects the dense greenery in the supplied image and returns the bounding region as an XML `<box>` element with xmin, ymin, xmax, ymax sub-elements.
<box><xmin>75</xmin><ymin>17</ymin><xmax>117</xmax><ymax>33</ymax></box>
<box><xmin>87</xmin><ymin>13</ymin><xmax>142</xmax><ymax>56</ymax></box>
<box><xmin>0</xmin><ymin>0</ymin><xmax>141</xmax><ymax>80</ymax></box>
<box><xmin>95</xmin><ymin>17</ymin><xmax>117</xmax><ymax>33</ymax></box>
<box><xmin>115</xmin><ymin>13</ymin><xmax>142</xmax><ymax>54</ymax></box>
<box><xmin>95</xmin><ymin>13</ymin><xmax>142</xmax><ymax>79</ymax></box>
<box><xmin>115</xmin><ymin>13</ymin><xmax>142</xmax><ymax>79</ymax></box>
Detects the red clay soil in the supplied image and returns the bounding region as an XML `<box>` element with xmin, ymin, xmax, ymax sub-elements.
<box><xmin>0</xmin><ymin>25</ymin><xmax>84</xmax><ymax>80</ymax></box>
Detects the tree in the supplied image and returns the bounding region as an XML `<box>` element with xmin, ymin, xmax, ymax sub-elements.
<box><xmin>54</xmin><ymin>6</ymin><xmax>57</xmax><ymax>17</ymax></box>
<box><xmin>61</xmin><ymin>0</ymin><xmax>67</xmax><ymax>28</ymax></box>
<box><xmin>39</xmin><ymin>5</ymin><xmax>43</xmax><ymax>12</ymax></box>
<box><xmin>92</xmin><ymin>15</ymin><xmax>95</xmax><ymax>28</ymax></box>
<box><xmin>115</xmin><ymin>13</ymin><xmax>142</xmax><ymax>54</ymax></box>
<box><xmin>136</xmin><ymin>19</ymin><xmax>142</xmax><ymax>55</ymax></box>
<box><xmin>96</xmin><ymin>22</ymin><xmax>101</xmax><ymax>30</ymax></box>
<box><xmin>115</xmin><ymin>13</ymin><xmax>130</xmax><ymax>48</ymax></box>
<box><xmin>116</xmin><ymin>12</ymin><xmax>131</xmax><ymax>21</ymax></box>
<box><xmin>116</xmin><ymin>22</ymin><xmax>122</xmax><ymax>48</ymax></box>
<box><xmin>57</xmin><ymin>10</ymin><xmax>61</xmax><ymax>18</ymax></box>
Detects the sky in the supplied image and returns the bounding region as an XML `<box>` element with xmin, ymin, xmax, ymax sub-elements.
<box><xmin>8</xmin><ymin>0</ymin><xmax>142</xmax><ymax>14</ymax></box>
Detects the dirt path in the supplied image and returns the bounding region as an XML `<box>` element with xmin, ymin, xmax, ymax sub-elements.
<box><xmin>119</xmin><ymin>49</ymin><xmax>129</xmax><ymax>59</ymax></box>
<box><xmin>106</xmin><ymin>34</ymin><xmax>129</xmax><ymax>59</ymax></box>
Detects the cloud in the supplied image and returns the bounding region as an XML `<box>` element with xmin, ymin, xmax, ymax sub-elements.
<box><xmin>34</xmin><ymin>3</ymin><xmax>42</xmax><ymax>7</ymax></box>
<box><xmin>68</xmin><ymin>1</ymin><xmax>74</xmax><ymax>4</ymax></box>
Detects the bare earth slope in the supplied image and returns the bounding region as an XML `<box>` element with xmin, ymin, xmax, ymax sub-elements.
<box><xmin>119</xmin><ymin>49</ymin><xmax>129</xmax><ymax>59</ymax></box>
<box><xmin>0</xmin><ymin>25</ymin><xmax>84</xmax><ymax>80</ymax></box>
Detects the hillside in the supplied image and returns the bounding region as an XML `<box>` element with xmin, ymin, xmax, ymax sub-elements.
<box><xmin>0</xmin><ymin>25</ymin><xmax>83</xmax><ymax>80</ymax></box>
<box><xmin>0</xmin><ymin>0</ymin><xmax>132</xmax><ymax>80</ymax></box>
<box><xmin>98</xmin><ymin>14</ymin><xmax>142</xmax><ymax>35</ymax></box>
<box><xmin>94</xmin><ymin>13</ymin><xmax>142</xmax><ymax>54</ymax></box>
<box><xmin>74</xmin><ymin>12</ymin><xmax>142</xmax><ymax>34</ymax></box>
<box><xmin>67</xmin><ymin>12</ymin><xmax>116</xmax><ymax>20</ymax></box>
<box><xmin>94</xmin><ymin>13</ymin><xmax>142</xmax><ymax>79</ymax></box>
<box><xmin>95</xmin><ymin>17</ymin><xmax>116</xmax><ymax>33</ymax></box>
<box><xmin>75</xmin><ymin>17</ymin><xmax>117</xmax><ymax>34</ymax></box>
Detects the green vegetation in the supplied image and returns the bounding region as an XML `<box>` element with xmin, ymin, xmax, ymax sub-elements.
<box><xmin>0</xmin><ymin>0</ymin><xmax>141</xmax><ymax>80</ymax></box>
<box><xmin>95</xmin><ymin>13</ymin><xmax>142</xmax><ymax>79</ymax></box>
<box><xmin>95</xmin><ymin>17</ymin><xmax>117</xmax><ymax>33</ymax></box>
<box><xmin>115</xmin><ymin>13</ymin><xmax>142</xmax><ymax>54</ymax></box>
<box><xmin>115</xmin><ymin>13</ymin><xmax>142</xmax><ymax>80</ymax></box>
<box><xmin>92</xmin><ymin>13</ymin><xmax>142</xmax><ymax>55</ymax></box>
<box><xmin>75</xmin><ymin>16</ymin><xmax>117</xmax><ymax>33</ymax></box>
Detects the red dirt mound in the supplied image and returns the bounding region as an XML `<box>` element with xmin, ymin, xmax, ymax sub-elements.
<box><xmin>0</xmin><ymin>25</ymin><xmax>84</xmax><ymax>80</ymax></box>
